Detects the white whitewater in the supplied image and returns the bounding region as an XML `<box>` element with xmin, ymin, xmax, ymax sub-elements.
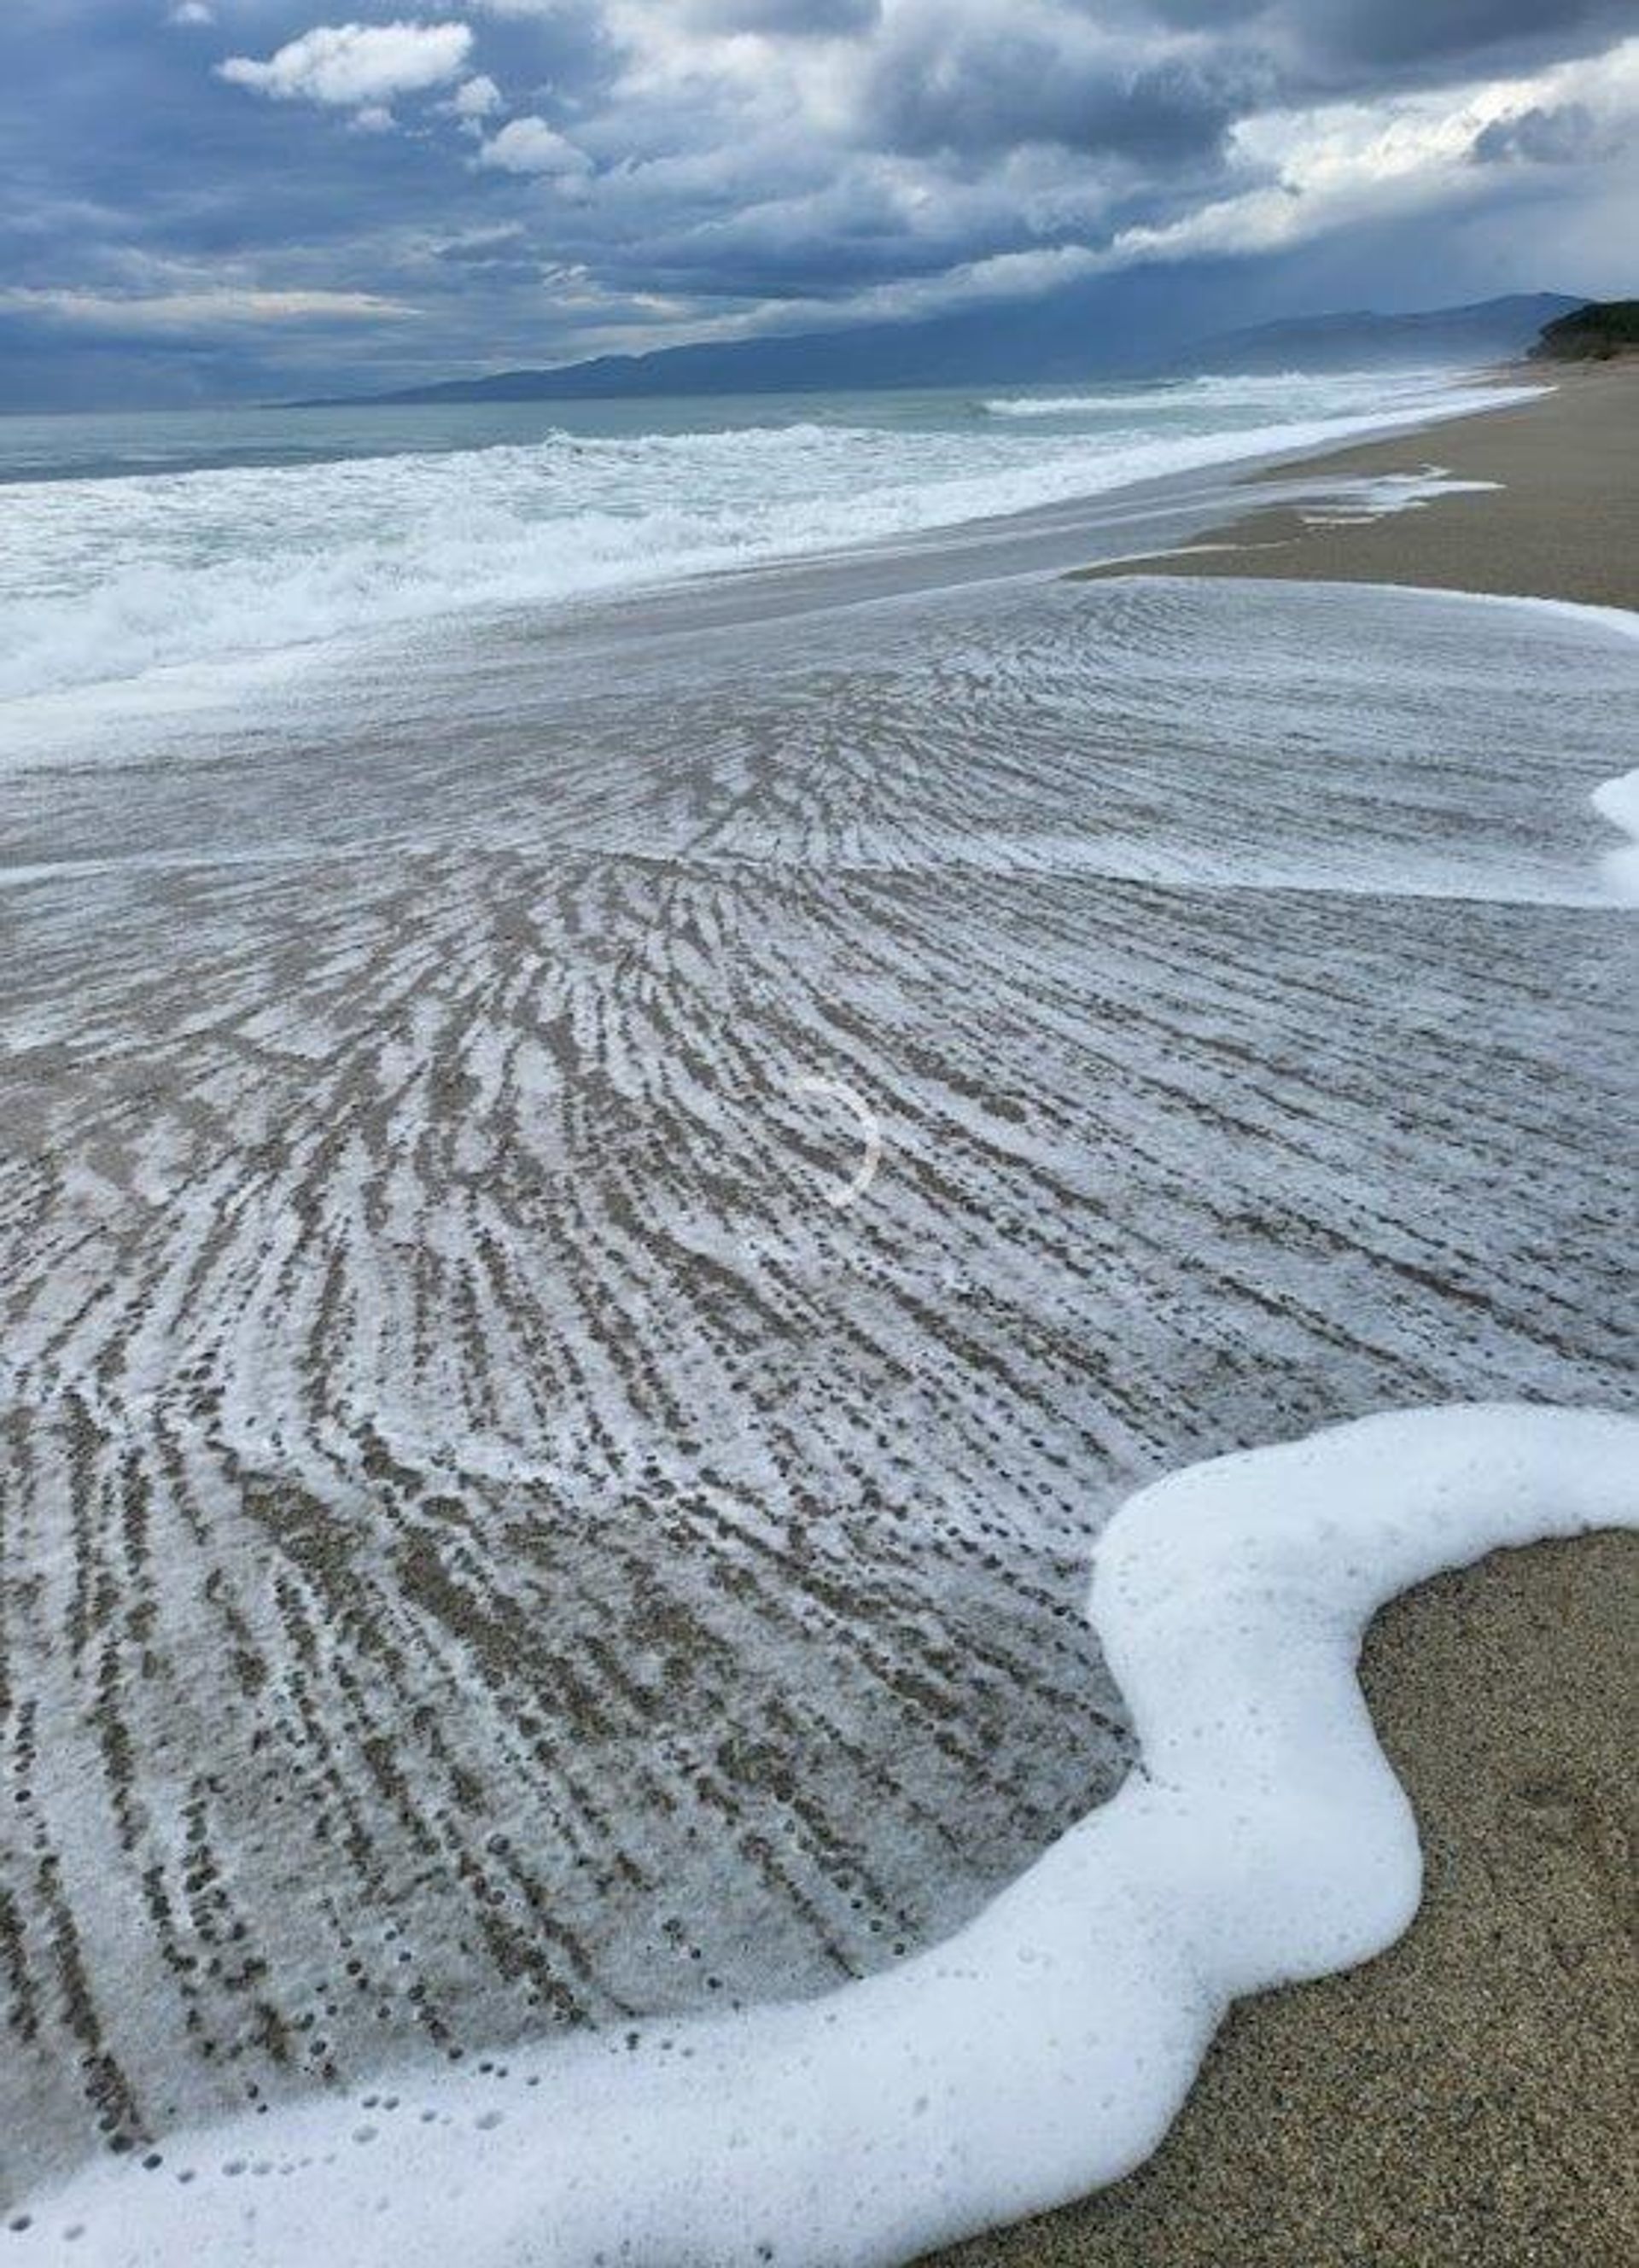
<box><xmin>1509</xmin><ymin>597</ymin><xmax>1639</xmax><ymax>901</ymax></box>
<box><xmin>1593</xmin><ymin>768</ymin><xmax>1639</xmax><ymax>899</ymax></box>
<box><xmin>12</xmin><ymin>1403</ymin><xmax>1636</xmax><ymax>2267</ymax></box>
<box><xmin>0</xmin><ymin>372</ymin><xmax>1537</xmax><ymax>714</ymax></box>
<box><xmin>1361</xmin><ymin>586</ymin><xmax>1639</xmax><ymax>902</ymax></box>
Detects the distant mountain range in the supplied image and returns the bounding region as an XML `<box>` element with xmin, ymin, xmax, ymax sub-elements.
<box><xmin>1171</xmin><ymin>294</ymin><xmax>1584</xmax><ymax>373</ymax></box>
<box><xmin>305</xmin><ymin>292</ymin><xmax>1583</xmax><ymax>409</ymax></box>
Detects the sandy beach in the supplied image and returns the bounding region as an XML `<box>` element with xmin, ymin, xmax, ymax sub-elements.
<box><xmin>1</xmin><ymin>361</ymin><xmax>1634</xmax><ymax>2260</ymax></box>
<box><xmin>1072</xmin><ymin>358</ymin><xmax>1639</xmax><ymax>609</ymax></box>
<box><xmin>9</xmin><ymin>3</ymin><xmax>1639</xmax><ymax>2257</ymax></box>
<box><xmin>932</xmin><ymin>364</ymin><xmax>1639</xmax><ymax>2267</ymax></box>
<box><xmin>930</xmin><ymin>1531</ymin><xmax>1638</xmax><ymax>2267</ymax></box>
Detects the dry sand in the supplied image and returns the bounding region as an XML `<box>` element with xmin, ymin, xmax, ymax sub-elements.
<box><xmin>1071</xmin><ymin>357</ymin><xmax>1639</xmax><ymax>611</ymax></box>
<box><xmin>934</xmin><ymin>364</ymin><xmax>1639</xmax><ymax>2267</ymax></box>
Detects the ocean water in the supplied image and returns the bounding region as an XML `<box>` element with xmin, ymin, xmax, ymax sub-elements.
<box><xmin>4</xmin><ymin>362</ymin><xmax>1636</xmax><ymax>2258</ymax></box>
<box><xmin>0</xmin><ymin>364</ymin><xmax>1524</xmax><ymax>723</ymax></box>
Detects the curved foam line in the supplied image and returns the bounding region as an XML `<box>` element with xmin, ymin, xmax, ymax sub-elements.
<box><xmin>1355</xmin><ymin>586</ymin><xmax>1639</xmax><ymax>905</ymax></box>
<box><xmin>1331</xmin><ymin>581</ymin><xmax>1638</xmax><ymax>655</ymax></box>
<box><xmin>11</xmin><ymin>1403</ymin><xmax>1636</xmax><ymax>2265</ymax></box>
<box><xmin>1591</xmin><ymin>767</ymin><xmax>1639</xmax><ymax>901</ymax></box>
<box><xmin>1152</xmin><ymin>579</ymin><xmax>1639</xmax><ymax>907</ymax></box>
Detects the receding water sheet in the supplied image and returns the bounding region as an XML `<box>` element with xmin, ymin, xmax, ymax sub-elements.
<box><xmin>3</xmin><ymin>545</ymin><xmax>1636</xmax><ymax>2248</ymax></box>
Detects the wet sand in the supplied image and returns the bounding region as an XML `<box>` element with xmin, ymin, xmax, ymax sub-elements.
<box><xmin>936</xmin><ymin>364</ymin><xmax>1639</xmax><ymax>2266</ymax></box>
<box><xmin>929</xmin><ymin>1530</ymin><xmax>1639</xmax><ymax>2268</ymax></box>
<box><xmin>1070</xmin><ymin>357</ymin><xmax>1639</xmax><ymax>610</ymax></box>
<box><xmin>2</xmin><ymin>367</ymin><xmax>1634</xmax><ymax>2234</ymax></box>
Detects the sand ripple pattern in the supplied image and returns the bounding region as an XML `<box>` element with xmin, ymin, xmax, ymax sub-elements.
<box><xmin>0</xmin><ymin>574</ymin><xmax>1634</xmax><ymax>2200</ymax></box>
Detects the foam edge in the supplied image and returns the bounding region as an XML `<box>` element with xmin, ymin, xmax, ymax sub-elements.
<box><xmin>11</xmin><ymin>1402</ymin><xmax>1637</xmax><ymax>2266</ymax></box>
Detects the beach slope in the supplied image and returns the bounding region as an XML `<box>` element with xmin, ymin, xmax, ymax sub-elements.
<box><xmin>956</xmin><ymin>357</ymin><xmax>1639</xmax><ymax>2267</ymax></box>
<box><xmin>929</xmin><ymin>1528</ymin><xmax>1638</xmax><ymax>2267</ymax></box>
<box><xmin>1071</xmin><ymin>359</ymin><xmax>1639</xmax><ymax>610</ymax></box>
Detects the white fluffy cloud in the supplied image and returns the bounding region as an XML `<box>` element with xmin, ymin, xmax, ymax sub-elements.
<box><xmin>475</xmin><ymin>116</ymin><xmax>592</xmax><ymax>177</ymax></box>
<box><xmin>451</xmin><ymin>75</ymin><xmax>505</xmax><ymax>122</ymax></box>
<box><xmin>219</xmin><ymin>22</ymin><xmax>474</xmax><ymax>113</ymax></box>
<box><xmin>1102</xmin><ymin>35</ymin><xmax>1639</xmax><ymax>271</ymax></box>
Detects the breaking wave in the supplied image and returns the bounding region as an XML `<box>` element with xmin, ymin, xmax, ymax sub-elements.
<box><xmin>0</xmin><ymin>371</ymin><xmax>1533</xmax><ymax>714</ymax></box>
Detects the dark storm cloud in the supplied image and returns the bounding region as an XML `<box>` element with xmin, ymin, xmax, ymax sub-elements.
<box><xmin>1294</xmin><ymin>1</ymin><xmax>1627</xmax><ymax>73</ymax></box>
<box><xmin>1472</xmin><ymin>100</ymin><xmax>1602</xmax><ymax>165</ymax></box>
<box><xmin>860</xmin><ymin>16</ymin><xmax>1269</xmax><ymax>164</ymax></box>
<box><xmin>0</xmin><ymin>0</ymin><xmax>1634</xmax><ymax>405</ymax></box>
<box><xmin>681</xmin><ymin>1</ymin><xmax>882</xmax><ymax>34</ymax></box>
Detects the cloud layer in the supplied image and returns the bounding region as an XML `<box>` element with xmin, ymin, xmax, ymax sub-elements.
<box><xmin>0</xmin><ymin>2</ymin><xmax>1634</xmax><ymax>405</ymax></box>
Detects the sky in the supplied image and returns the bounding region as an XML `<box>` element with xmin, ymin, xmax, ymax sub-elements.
<box><xmin>1</xmin><ymin>1</ymin><xmax>1635</xmax><ymax>407</ymax></box>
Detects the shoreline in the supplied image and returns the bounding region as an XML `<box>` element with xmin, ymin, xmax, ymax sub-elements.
<box><xmin>927</xmin><ymin>1528</ymin><xmax>1639</xmax><ymax>2268</ymax></box>
<box><xmin>3</xmin><ymin>361</ymin><xmax>1635</xmax><ymax>2260</ymax></box>
<box><xmin>13</xmin><ymin>1414</ymin><xmax>1636</xmax><ymax>2265</ymax></box>
<box><xmin>1067</xmin><ymin>358</ymin><xmax>1638</xmax><ymax>611</ymax></box>
<box><xmin>935</xmin><ymin>359</ymin><xmax>1639</xmax><ymax>2267</ymax></box>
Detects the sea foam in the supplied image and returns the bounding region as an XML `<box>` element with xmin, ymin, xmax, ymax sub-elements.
<box><xmin>10</xmin><ymin>1403</ymin><xmax>1635</xmax><ymax>2266</ymax></box>
<box><xmin>0</xmin><ymin>374</ymin><xmax>1540</xmax><ymax>720</ymax></box>
<box><xmin>1334</xmin><ymin>586</ymin><xmax>1639</xmax><ymax>902</ymax></box>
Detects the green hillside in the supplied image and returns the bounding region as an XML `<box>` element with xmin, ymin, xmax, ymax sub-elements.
<box><xmin>1531</xmin><ymin>300</ymin><xmax>1639</xmax><ymax>360</ymax></box>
